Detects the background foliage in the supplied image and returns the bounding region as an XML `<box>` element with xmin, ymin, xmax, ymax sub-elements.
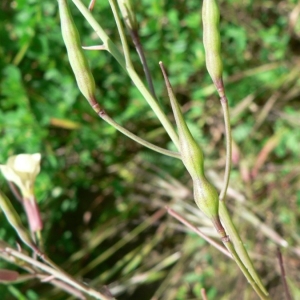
<box><xmin>1</xmin><ymin>0</ymin><xmax>300</xmax><ymax>299</ymax></box>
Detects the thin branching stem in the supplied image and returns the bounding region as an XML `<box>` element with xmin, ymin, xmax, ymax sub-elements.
<box><xmin>277</xmin><ymin>247</ymin><xmax>292</xmax><ymax>300</ymax></box>
<box><xmin>2</xmin><ymin>247</ymin><xmax>114</xmax><ymax>300</ymax></box>
<box><xmin>219</xmin><ymin>201</ymin><xmax>269</xmax><ymax>297</ymax></box>
<box><xmin>215</xmin><ymin>84</ymin><xmax>268</xmax><ymax>296</ymax></box>
<box><xmin>130</xmin><ymin>30</ymin><xmax>157</xmax><ymax>100</ymax></box>
<box><xmin>166</xmin><ymin>207</ymin><xmax>232</xmax><ymax>259</ymax></box>
<box><xmin>108</xmin><ymin>0</ymin><xmax>133</xmax><ymax>69</ymax></box>
<box><xmin>98</xmin><ymin>110</ymin><xmax>181</xmax><ymax>159</ymax></box>
<box><xmin>221</xmin><ymin>238</ymin><xmax>270</xmax><ymax>300</ymax></box>
<box><xmin>219</xmin><ymin>96</ymin><xmax>232</xmax><ymax>202</ymax></box>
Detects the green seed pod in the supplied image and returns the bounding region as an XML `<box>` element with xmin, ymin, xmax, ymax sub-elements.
<box><xmin>180</xmin><ymin>131</ymin><xmax>221</xmax><ymax>223</ymax></box>
<box><xmin>202</xmin><ymin>0</ymin><xmax>223</xmax><ymax>93</ymax></box>
<box><xmin>160</xmin><ymin>62</ymin><xmax>219</xmax><ymax>221</ymax></box>
<box><xmin>179</xmin><ymin>129</ymin><xmax>220</xmax><ymax>222</ymax></box>
<box><xmin>193</xmin><ymin>178</ymin><xmax>219</xmax><ymax>220</ymax></box>
<box><xmin>58</xmin><ymin>0</ymin><xmax>100</xmax><ymax>113</ymax></box>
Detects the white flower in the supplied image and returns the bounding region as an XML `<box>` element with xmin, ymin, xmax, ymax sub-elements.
<box><xmin>0</xmin><ymin>153</ymin><xmax>41</xmax><ymax>198</ymax></box>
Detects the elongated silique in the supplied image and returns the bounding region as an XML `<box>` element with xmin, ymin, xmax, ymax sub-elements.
<box><xmin>58</xmin><ymin>0</ymin><xmax>100</xmax><ymax>112</ymax></box>
<box><xmin>202</xmin><ymin>0</ymin><xmax>223</xmax><ymax>91</ymax></box>
<box><xmin>160</xmin><ymin>63</ymin><xmax>220</xmax><ymax>223</ymax></box>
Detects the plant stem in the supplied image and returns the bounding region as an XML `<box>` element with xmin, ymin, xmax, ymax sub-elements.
<box><xmin>216</xmin><ymin>87</ymin><xmax>268</xmax><ymax>296</ymax></box>
<box><xmin>219</xmin><ymin>200</ymin><xmax>269</xmax><ymax>296</ymax></box>
<box><xmin>166</xmin><ymin>206</ymin><xmax>232</xmax><ymax>259</ymax></box>
<box><xmin>3</xmin><ymin>247</ymin><xmax>114</xmax><ymax>300</ymax></box>
<box><xmin>98</xmin><ymin>110</ymin><xmax>181</xmax><ymax>159</ymax></box>
<box><xmin>130</xmin><ymin>30</ymin><xmax>157</xmax><ymax>100</ymax></box>
<box><xmin>277</xmin><ymin>247</ymin><xmax>292</xmax><ymax>300</ymax></box>
<box><xmin>221</xmin><ymin>237</ymin><xmax>270</xmax><ymax>300</ymax></box>
<box><xmin>108</xmin><ymin>0</ymin><xmax>133</xmax><ymax>69</ymax></box>
<box><xmin>71</xmin><ymin>0</ymin><xmax>180</xmax><ymax>149</ymax></box>
<box><xmin>219</xmin><ymin>96</ymin><xmax>232</xmax><ymax>202</ymax></box>
<box><xmin>115</xmin><ymin>0</ymin><xmax>157</xmax><ymax>99</ymax></box>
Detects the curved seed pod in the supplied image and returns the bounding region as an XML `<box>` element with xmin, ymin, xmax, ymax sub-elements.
<box><xmin>202</xmin><ymin>0</ymin><xmax>224</xmax><ymax>95</ymax></box>
<box><xmin>58</xmin><ymin>0</ymin><xmax>100</xmax><ymax>113</ymax></box>
<box><xmin>160</xmin><ymin>62</ymin><xmax>221</xmax><ymax>226</ymax></box>
<box><xmin>193</xmin><ymin>179</ymin><xmax>224</xmax><ymax>235</ymax></box>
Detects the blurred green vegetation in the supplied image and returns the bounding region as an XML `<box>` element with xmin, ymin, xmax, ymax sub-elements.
<box><xmin>0</xmin><ymin>0</ymin><xmax>300</xmax><ymax>299</ymax></box>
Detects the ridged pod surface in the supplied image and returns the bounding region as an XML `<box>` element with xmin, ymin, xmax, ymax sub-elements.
<box><xmin>58</xmin><ymin>0</ymin><xmax>99</xmax><ymax>112</ymax></box>
<box><xmin>160</xmin><ymin>63</ymin><xmax>220</xmax><ymax>222</ymax></box>
<box><xmin>202</xmin><ymin>0</ymin><xmax>223</xmax><ymax>89</ymax></box>
<box><xmin>179</xmin><ymin>128</ymin><xmax>219</xmax><ymax>221</ymax></box>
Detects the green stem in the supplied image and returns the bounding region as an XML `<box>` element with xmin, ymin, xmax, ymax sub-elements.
<box><xmin>219</xmin><ymin>201</ymin><xmax>269</xmax><ymax>296</ymax></box>
<box><xmin>219</xmin><ymin>96</ymin><xmax>232</xmax><ymax>202</ymax></box>
<box><xmin>108</xmin><ymin>0</ymin><xmax>133</xmax><ymax>69</ymax></box>
<box><xmin>98</xmin><ymin>110</ymin><xmax>181</xmax><ymax>159</ymax></box>
<box><xmin>166</xmin><ymin>207</ymin><xmax>232</xmax><ymax>259</ymax></box>
<box><xmin>221</xmin><ymin>238</ymin><xmax>270</xmax><ymax>300</ymax></box>
<box><xmin>71</xmin><ymin>0</ymin><xmax>180</xmax><ymax>149</ymax></box>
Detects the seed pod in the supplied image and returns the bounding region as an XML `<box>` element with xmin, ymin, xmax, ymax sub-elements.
<box><xmin>202</xmin><ymin>0</ymin><xmax>224</xmax><ymax>94</ymax></box>
<box><xmin>180</xmin><ymin>129</ymin><xmax>220</xmax><ymax>223</ymax></box>
<box><xmin>193</xmin><ymin>178</ymin><xmax>219</xmax><ymax>220</ymax></box>
<box><xmin>58</xmin><ymin>0</ymin><xmax>100</xmax><ymax>113</ymax></box>
<box><xmin>160</xmin><ymin>62</ymin><xmax>220</xmax><ymax>222</ymax></box>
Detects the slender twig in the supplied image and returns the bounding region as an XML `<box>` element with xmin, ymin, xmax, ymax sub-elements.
<box><xmin>277</xmin><ymin>247</ymin><xmax>292</xmax><ymax>300</ymax></box>
<box><xmin>71</xmin><ymin>0</ymin><xmax>180</xmax><ymax>149</ymax></box>
<box><xmin>88</xmin><ymin>0</ymin><xmax>96</xmax><ymax>11</ymax></box>
<box><xmin>108</xmin><ymin>0</ymin><xmax>133</xmax><ymax>69</ymax></box>
<box><xmin>166</xmin><ymin>206</ymin><xmax>232</xmax><ymax>259</ymax></box>
<box><xmin>0</xmin><ymin>250</ymin><xmax>86</xmax><ymax>299</ymax></box>
<box><xmin>130</xmin><ymin>30</ymin><xmax>157</xmax><ymax>99</ymax></box>
<box><xmin>221</xmin><ymin>237</ymin><xmax>270</xmax><ymax>300</ymax></box>
<box><xmin>116</xmin><ymin>0</ymin><xmax>157</xmax><ymax>99</ymax></box>
<box><xmin>38</xmin><ymin>274</ymin><xmax>86</xmax><ymax>299</ymax></box>
<box><xmin>98</xmin><ymin>110</ymin><xmax>181</xmax><ymax>159</ymax></box>
<box><xmin>219</xmin><ymin>201</ymin><xmax>269</xmax><ymax>297</ymax></box>
<box><xmin>215</xmin><ymin>80</ymin><xmax>268</xmax><ymax>297</ymax></box>
<box><xmin>219</xmin><ymin>95</ymin><xmax>232</xmax><ymax>202</ymax></box>
<box><xmin>2</xmin><ymin>247</ymin><xmax>114</xmax><ymax>300</ymax></box>
<box><xmin>82</xmin><ymin>45</ymin><xmax>106</xmax><ymax>51</ymax></box>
